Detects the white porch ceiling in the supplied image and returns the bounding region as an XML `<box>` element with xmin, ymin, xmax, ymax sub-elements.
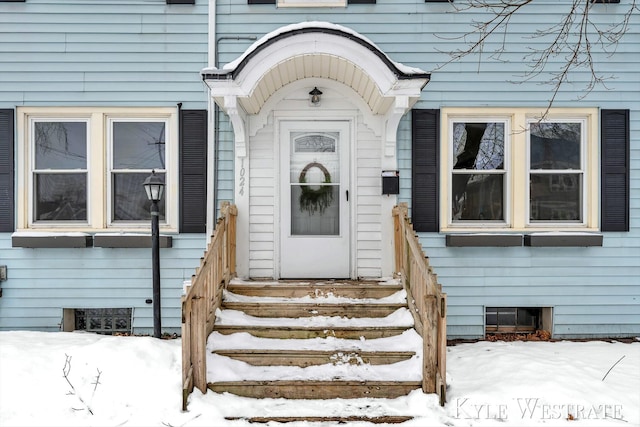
<box><xmin>242</xmin><ymin>54</ymin><xmax>391</xmax><ymax>115</ymax></box>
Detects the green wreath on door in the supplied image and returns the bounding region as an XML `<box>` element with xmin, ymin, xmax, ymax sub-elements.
<box><xmin>298</xmin><ymin>162</ymin><xmax>333</xmax><ymax>215</ymax></box>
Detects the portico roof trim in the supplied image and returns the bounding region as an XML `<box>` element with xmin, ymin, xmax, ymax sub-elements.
<box><xmin>201</xmin><ymin>23</ymin><xmax>431</xmax><ymax>82</ymax></box>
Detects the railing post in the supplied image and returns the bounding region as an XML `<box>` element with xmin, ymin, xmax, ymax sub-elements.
<box><xmin>182</xmin><ymin>203</ymin><xmax>238</xmax><ymax>409</ymax></box>
<box><xmin>192</xmin><ymin>294</ymin><xmax>207</xmax><ymax>393</ymax></box>
<box><xmin>220</xmin><ymin>202</ymin><xmax>230</xmax><ymax>281</ymax></box>
<box><xmin>393</xmin><ymin>206</ymin><xmax>402</xmax><ymax>274</ymax></box>
<box><xmin>393</xmin><ymin>204</ymin><xmax>447</xmax><ymax>405</ymax></box>
<box><xmin>423</xmin><ymin>294</ymin><xmax>438</xmax><ymax>393</ymax></box>
<box><xmin>437</xmin><ymin>293</ymin><xmax>447</xmax><ymax>405</ymax></box>
<box><xmin>228</xmin><ymin>204</ymin><xmax>237</xmax><ymax>278</ymax></box>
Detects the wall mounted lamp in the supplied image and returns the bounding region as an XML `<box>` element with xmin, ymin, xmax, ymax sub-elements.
<box><xmin>309</xmin><ymin>87</ymin><xmax>322</xmax><ymax>106</ymax></box>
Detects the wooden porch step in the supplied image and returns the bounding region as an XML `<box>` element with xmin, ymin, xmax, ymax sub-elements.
<box><xmin>208</xmin><ymin>380</ymin><xmax>422</xmax><ymax>399</ymax></box>
<box><xmin>225</xmin><ymin>415</ymin><xmax>413</xmax><ymax>424</ymax></box>
<box><xmin>212</xmin><ymin>324</ymin><xmax>410</xmax><ymax>339</ymax></box>
<box><xmin>227</xmin><ymin>281</ymin><xmax>402</xmax><ymax>299</ymax></box>
<box><xmin>213</xmin><ymin>349</ymin><xmax>415</xmax><ymax>367</ymax></box>
<box><xmin>221</xmin><ymin>302</ymin><xmax>406</xmax><ymax>318</ymax></box>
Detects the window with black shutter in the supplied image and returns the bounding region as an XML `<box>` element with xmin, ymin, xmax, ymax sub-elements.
<box><xmin>412</xmin><ymin>107</ymin><xmax>617</xmax><ymax>242</ymax></box>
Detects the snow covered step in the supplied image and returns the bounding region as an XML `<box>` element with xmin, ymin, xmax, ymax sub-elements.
<box><xmin>212</xmin><ymin>324</ymin><xmax>411</xmax><ymax>339</ymax></box>
<box><xmin>208</xmin><ymin>329</ymin><xmax>422</xmax><ymax>352</ymax></box>
<box><xmin>208</xmin><ymin>323</ymin><xmax>422</xmax><ymax>382</ymax></box>
<box><xmin>206</xmin><ymin>279</ymin><xmax>423</xmax><ymax>403</ymax></box>
<box><xmin>215</xmin><ymin>306</ymin><xmax>414</xmax><ymax>327</ymax></box>
<box><xmin>221</xmin><ymin>301</ymin><xmax>407</xmax><ymax>318</ymax></box>
<box><xmin>225</xmin><ymin>415</ymin><xmax>414</xmax><ymax>424</ymax></box>
<box><xmin>213</xmin><ymin>304</ymin><xmax>414</xmax><ymax>339</ymax></box>
<box><xmin>213</xmin><ymin>349</ymin><xmax>416</xmax><ymax>367</ymax></box>
<box><xmin>227</xmin><ymin>279</ymin><xmax>402</xmax><ymax>299</ymax></box>
<box><xmin>207</xmin><ymin>380</ymin><xmax>422</xmax><ymax>399</ymax></box>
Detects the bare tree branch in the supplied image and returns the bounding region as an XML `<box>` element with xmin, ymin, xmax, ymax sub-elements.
<box><xmin>435</xmin><ymin>0</ymin><xmax>638</xmax><ymax>112</ymax></box>
<box><xmin>62</xmin><ymin>354</ymin><xmax>98</xmax><ymax>415</ymax></box>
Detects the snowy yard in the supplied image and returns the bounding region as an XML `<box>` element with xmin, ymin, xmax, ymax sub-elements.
<box><xmin>0</xmin><ymin>330</ymin><xmax>638</xmax><ymax>426</ymax></box>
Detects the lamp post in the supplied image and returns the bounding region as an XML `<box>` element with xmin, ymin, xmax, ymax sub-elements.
<box><xmin>143</xmin><ymin>170</ymin><xmax>165</xmax><ymax>338</ymax></box>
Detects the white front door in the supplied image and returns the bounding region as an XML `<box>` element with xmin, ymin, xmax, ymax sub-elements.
<box><xmin>279</xmin><ymin>121</ymin><xmax>351</xmax><ymax>278</ymax></box>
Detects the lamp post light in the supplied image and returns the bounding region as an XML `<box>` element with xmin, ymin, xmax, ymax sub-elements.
<box><xmin>143</xmin><ymin>170</ymin><xmax>165</xmax><ymax>338</ymax></box>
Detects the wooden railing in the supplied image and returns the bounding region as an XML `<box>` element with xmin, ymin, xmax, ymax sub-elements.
<box><xmin>393</xmin><ymin>203</ymin><xmax>447</xmax><ymax>406</ymax></box>
<box><xmin>182</xmin><ymin>202</ymin><xmax>237</xmax><ymax>410</ymax></box>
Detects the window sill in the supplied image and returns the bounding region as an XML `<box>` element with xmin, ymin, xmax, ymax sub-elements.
<box><xmin>12</xmin><ymin>232</ymin><xmax>93</xmax><ymax>248</ymax></box>
<box><xmin>524</xmin><ymin>233</ymin><xmax>603</xmax><ymax>247</ymax></box>
<box><xmin>11</xmin><ymin>232</ymin><xmax>173</xmax><ymax>248</ymax></box>
<box><xmin>445</xmin><ymin>232</ymin><xmax>603</xmax><ymax>247</ymax></box>
<box><xmin>93</xmin><ymin>234</ymin><xmax>172</xmax><ymax>248</ymax></box>
<box><xmin>446</xmin><ymin>234</ymin><xmax>523</xmax><ymax>247</ymax></box>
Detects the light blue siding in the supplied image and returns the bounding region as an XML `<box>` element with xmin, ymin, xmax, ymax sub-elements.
<box><xmin>0</xmin><ymin>0</ymin><xmax>209</xmax><ymax>109</ymax></box>
<box><xmin>215</xmin><ymin>0</ymin><xmax>640</xmax><ymax>339</ymax></box>
<box><xmin>0</xmin><ymin>0</ymin><xmax>209</xmax><ymax>333</ymax></box>
<box><xmin>0</xmin><ymin>233</ymin><xmax>207</xmax><ymax>334</ymax></box>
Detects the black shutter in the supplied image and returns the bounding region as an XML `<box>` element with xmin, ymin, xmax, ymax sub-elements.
<box><xmin>412</xmin><ymin>109</ymin><xmax>439</xmax><ymax>232</ymax></box>
<box><xmin>601</xmin><ymin>109</ymin><xmax>629</xmax><ymax>232</ymax></box>
<box><xmin>179</xmin><ymin>109</ymin><xmax>207</xmax><ymax>233</ymax></box>
<box><xmin>0</xmin><ymin>109</ymin><xmax>14</xmax><ymax>232</ymax></box>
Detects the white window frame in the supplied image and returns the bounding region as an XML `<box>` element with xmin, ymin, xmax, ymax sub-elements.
<box><xmin>106</xmin><ymin>116</ymin><xmax>170</xmax><ymax>227</ymax></box>
<box><xmin>448</xmin><ymin>116</ymin><xmax>511</xmax><ymax>228</ymax></box>
<box><xmin>17</xmin><ymin>107</ymin><xmax>179</xmax><ymax>233</ymax></box>
<box><xmin>440</xmin><ymin>108</ymin><xmax>599</xmax><ymax>233</ymax></box>
<box><xmin>526</xmin><ymin>117</ymin><xmax>588</xmax><ymax>227</ymax></box>
<box><xmin>28</xmin><ymin>117</ymin><xmax>92</xmax><ymax>227</ymax></box>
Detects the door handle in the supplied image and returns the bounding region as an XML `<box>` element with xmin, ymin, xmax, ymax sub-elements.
<box><xmin>346</xmin><ymin>190</ymin><xmax>349</xmax><ymax>201</ymax></box>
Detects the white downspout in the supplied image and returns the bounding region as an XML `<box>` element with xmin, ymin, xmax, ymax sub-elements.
<box><xmin>205</xmin><ymin>0</ymin><xmax>217</xmax><ymax>242</ymax></box>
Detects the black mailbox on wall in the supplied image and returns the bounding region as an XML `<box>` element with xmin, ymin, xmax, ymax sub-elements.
<box><xmin>382</xmin><ymin>170</ymin><xmax>400</xmax><ymax>195</ymax></box>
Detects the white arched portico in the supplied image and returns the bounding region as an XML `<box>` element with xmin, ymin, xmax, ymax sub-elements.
<box><xmin>203</xmin><ymin>22</ymin><xmax>429</xmax><ymax>279</ymax></box>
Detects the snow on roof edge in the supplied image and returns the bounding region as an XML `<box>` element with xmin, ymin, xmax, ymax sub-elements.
<box><xmin>201</xmin><ymin>21</ymin><xmax>427</xmax><ymax>76</ymax></box>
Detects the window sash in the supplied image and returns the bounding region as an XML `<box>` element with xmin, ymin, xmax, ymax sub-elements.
<box><xmin>107</xmin><ymin>118</ymin><xmax>169</xmax><ymax>225</ymax></box>
<box><xmin>526</xmin><ymin>119</ymin><xmax>587</xmax><ymax>226</ymax></box>
<box><xmin>33</xmin><ymin>172</ymin><xmax>88</xmax><ymax>222</ymax></box>
<box><xmin>449</xmin><ymin>118</ymin><xmax>509</xmax><ymax>226</ymax></box>
<box><xmin>30</xmin><ymin>118</ymin><xmax>90</xmax><ymax>225</ymax></box>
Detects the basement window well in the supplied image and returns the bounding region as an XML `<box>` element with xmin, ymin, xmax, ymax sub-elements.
<box><xmin>63</xmin><ymin>308</ymin><xmax>133</xmax><ymax>335</ymax></box>
<box><xmin>485</xmin><ymin>307</ymin><xmax>552</xmax><ymax>334</ymax></box>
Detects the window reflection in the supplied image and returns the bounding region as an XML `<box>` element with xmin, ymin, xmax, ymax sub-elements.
<box><xmin>529</xmin><ymin>122</ymin><xmax>583</xmax><ymax>222</ymax></box>
<box><xmin>111</xmin><ymin>122</ymin><xmax>166</xmax><ymax>221</ymax></box>
<box><xmin>451</xmin><ymin>121</ymin><xmax>505</xmax><ymax>222</ymax></box>
<box><xmin>33</xmin><ymin>121</ymin><xmax>88</xmax><ymax>222</ymax></box>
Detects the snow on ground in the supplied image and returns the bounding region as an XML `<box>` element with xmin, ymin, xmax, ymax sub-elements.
<box><xmin>1</xmin><ymin>331</ymin><xmax>639</xmax><ymax>427</ymax></box>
